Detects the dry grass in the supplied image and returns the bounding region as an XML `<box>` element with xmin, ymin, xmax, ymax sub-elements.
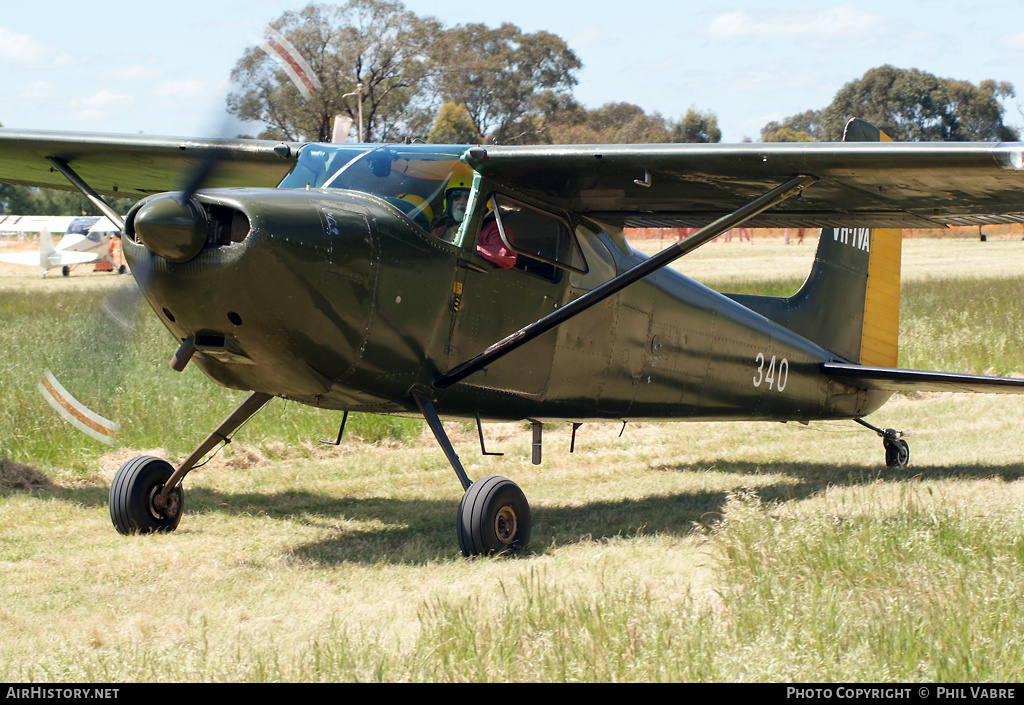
<box><xmin>3</xmin><ymin>393</ymin><xmax>1024</xmax><ymax>681</ymax></box>
<box><xmin>634</xmin><ymin>234</ymin><xmax>1024</xmax><ymax>287</ymax></box>
<box><xmin>2</xmin><ymin>234</ymin><xmax>1024</xmax><ymax>681</ymax></box>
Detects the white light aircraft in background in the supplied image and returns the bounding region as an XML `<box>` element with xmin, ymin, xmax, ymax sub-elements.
<box><xmin>0</xmin><ymin>215</ymin><xmax>124</xmax><ymax>276</ymax></box>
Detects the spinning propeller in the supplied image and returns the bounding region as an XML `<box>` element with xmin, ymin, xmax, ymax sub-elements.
<box><xmin>39</xmin><ymin>23</ymin><xmax>321</xmax><ymax>447</ymax></box>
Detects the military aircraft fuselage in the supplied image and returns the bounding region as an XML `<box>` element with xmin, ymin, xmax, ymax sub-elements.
<box><xmin>123</xmin><ymin>179</ymin><xmax>888</xmax><ymax>425</ymax></box>
<box><xmin>12</xmin><ymin>125</ymin><xmax>1024</xmax><ymax>548</ymax></box>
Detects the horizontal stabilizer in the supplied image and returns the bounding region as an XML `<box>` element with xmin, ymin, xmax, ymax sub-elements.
<box><xmin>0</xmin><ymin>251</ymin><xmax>45</xmax><ymax>266</ymax></box>
<box><xmin>823</xmin><ymin>362</ymin><xmax>1024</xmax><ymax>394</ymax></box>
<box><xmin>0</xmin><ymin>250</ymin><xmax>99</xmax><ymax>267</ymax></box>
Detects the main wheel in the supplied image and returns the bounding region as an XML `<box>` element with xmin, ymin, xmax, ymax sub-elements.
<box><xmin>109</xmin><ymin>456</ymin><xmax>183</xmax><ymax>535</ymax></box>
<box><xmin>884</xmin><ymin>438</ymin><xmax>910</xmax><ymax>468</ymax></box>
<box><xmin>456</xmin><ymin>476</ymin><xmax>531</xmax><ymax>557</ymax></box>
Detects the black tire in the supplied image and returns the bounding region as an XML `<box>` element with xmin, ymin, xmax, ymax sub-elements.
<box><xmin>884</xmin><ymin>438</ymin><xmax>910</xmax><ymax>468</ymax></box>
<box><xmin>456</xmin><ymin>475</ymin><xmax>531</xmax><ymax>557</ymax></box>
<box><xmin>109</xmin><ymin>456</ymin><xmax>183</xmax><ymax>535</ymax></box>
<box><xmin>61</xmin><ymin>265</ymin><xmax>70</xmax><ymax>277</ymax></box>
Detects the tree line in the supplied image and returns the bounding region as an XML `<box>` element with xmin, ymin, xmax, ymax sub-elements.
<box><xmin>227</xmin><ymin>0</ymin><xmax>722</xmax><ymax>145</ymax></box>
<box><xmin>3</xmin><ymin>0</ymin><xmax>1021</xmax><ymax>215</ymax></box>
<box><xmin>231</xmin><ymin>1</ymin><xmax>1017</xmax><ymax>146</ymax></box>
<box><xmin>761</xmin><ymin>65</ymin><xmax>1018</xmax><ymax>143</ymax></box>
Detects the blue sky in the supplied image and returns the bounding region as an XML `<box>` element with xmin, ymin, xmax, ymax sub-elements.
<box><xmin>2</xmin><ymin>0</ymin><xmax>1023</xmax><ymax>142</ymax></box>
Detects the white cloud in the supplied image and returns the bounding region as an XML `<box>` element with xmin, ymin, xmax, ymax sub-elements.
<box><xmin>102</xmin><ymin>65</ymin><xmax>159</xmax><ymax>82</ymax></box>
<box><xmin>570</xmin><ymin>27</ymin><xmax>605</xmax><ymax>48</ymax></box>
<box><xmin>0</xmin><ymin>27</ymin><xmax>71</xmax><ymax>67</ymax></box>
<box><xmin>997</xmin><ymin>30</ymin><xmax>1024</xmax><ymax>59</ymax></box>
<box><xmin>70</xmin><ymin>89</ymin><xmax>134</xmax><ymax>122</ymax></box>
<box><xmin>1000</xmin><ymin>30</ymin><xmax>1024</xmax><ymax>47</ymax></box>
<box><xmin>12</xmin><ymin>79</ymin><xmax>55</xmax><ymax>101</ymax></box>
<box><xmin>705</xmin><ymin>5</ymin><xmax>885</xmax><ymax>40</ymax></box>
<box><xmin>152</xmin><ymin>79</ymin><xmax>209</xmax><ymax>100</ymax></box>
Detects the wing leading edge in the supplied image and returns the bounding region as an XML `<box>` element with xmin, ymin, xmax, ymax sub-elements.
<box><xmin>0</xmin><ymin>129</ymin><xmax>302</xmax><ymax>200</ymax></box>
<box><xmin>5</xmin><ymin>126</ymin><xmax>1024</xmax><ymax>227</ymax></box>
<box><xmin>823</xmin><ymin>363</ymin><xmax>1024</xmax><ymax>394</ymax></box>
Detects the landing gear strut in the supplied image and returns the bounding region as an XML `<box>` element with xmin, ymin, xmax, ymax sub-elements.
<box><xmin>413</xmin><ymin>391</ymin><xmax>531</xmax><ymax>557</ymax></box>
<box><xmin>109</xmin><ymin>391</ymin><xmax>273</xmax><ymax>535</ymax></box>
<box><xmin>855</xmin><ymin>418</ymin><xmax>910</xmax><ymax>468</ymax></box>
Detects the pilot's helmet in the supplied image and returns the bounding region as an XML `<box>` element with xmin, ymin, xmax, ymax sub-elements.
<box><xmin>393</xmin><ymin>193</ymin><xmax>433</xmax><ymax>231</ymax></box>
<box><xmin>444</xmin><ymin>174</ymin><xmax>471</xmax><ymax>223</ymax></box>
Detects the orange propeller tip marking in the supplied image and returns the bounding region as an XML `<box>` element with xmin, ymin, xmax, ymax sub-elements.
<box><xmin>259</xmin><ymin>25</ymin><xmax>322</xmax><ymax>102</ymax></box>
<box><xmin>38</xmin><ymin>369</ymin><xmax>119</xmax><ymax>445</ymax></box>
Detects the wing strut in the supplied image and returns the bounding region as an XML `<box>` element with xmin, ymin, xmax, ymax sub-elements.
<box><xmin>434</xmin><ymin>174</ymin><xmax>817</xmax><ymax>390</ymax></box>
<box><xmin>46</xmin><ymin>157</ymin><xmax>126</xmax><ymax>231</ymax></box>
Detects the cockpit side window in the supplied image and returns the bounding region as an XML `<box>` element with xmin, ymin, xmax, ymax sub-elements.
<box><xmin>490</xmin><ymin>194</ymin><xmax>588</xmax><ymax>275</ymax></box>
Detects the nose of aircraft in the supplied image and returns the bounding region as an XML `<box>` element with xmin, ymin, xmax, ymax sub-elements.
<box><xmin>132</xmin><ymin>194</ymin><xmax>208</xmax><ymax>262</ymax></box>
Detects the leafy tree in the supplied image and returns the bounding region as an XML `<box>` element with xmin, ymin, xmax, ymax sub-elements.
<box><xmin>426</xmin><ymin>102</ymin><xmax>482</xmax><ymax>144</ymax></box>
<box><xmin>945</xmin><ymin>79</ymin><xmax>1018</xmax><ymax>141</ymax></box>
<box><xmin>546</xmin><ymin>102</ymin><xmax>674</xmax><ymax>144</ymax></box>
<box><xmin>227</xmin><ymin>0</ymin><xmax>442</xmax><ymax>142</ymax></box>
<box><xmin>226</xmin><ymin>2</ymin><xmax>726</xmax><ymax>146</ymax></box>
<box><xmin>818</xmin><ymin>65</ymin><xmax>1019</xmax><ymax>142</ymax></box>
<box><xmin>672</xmin><ymin>107</ymin><xmax>722</xmax><ymax>143</ymax></box>
<box><xmin>545</xmin><ymin>103</ymin><xmax>723</xmax><ymax>145</ymax></box>
<box><xmin>430</xmin><ymin>22</ymin><xmax>581</xmax><ymax>144</ymax></box>
<box><xmin>0</xmin><ymin>186</ymin><xmax>133</xmax><ymax>217</ymax></box>
<box><xmin>761</xmin><ymin>109</ymin><xmax>823</xmax><ymax>142</ymax></box>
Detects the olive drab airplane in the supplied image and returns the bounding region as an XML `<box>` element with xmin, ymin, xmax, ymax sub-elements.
<box><xmin>3</xmin><ymin>118</ymin><xmax>1024</xmax><ymax>556</ymax></box>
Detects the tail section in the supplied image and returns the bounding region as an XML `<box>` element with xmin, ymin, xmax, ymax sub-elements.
<box><xmin>728</xmin><ymin>118</ymin><xmax>902</xmax><ymax>364</ymax></box>
<box><xmin>38</xmin><ymin>225</ymin><xmax>56</xmax><ymax>267</ymax></box>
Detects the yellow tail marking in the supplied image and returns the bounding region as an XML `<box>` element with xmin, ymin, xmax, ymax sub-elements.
<box><xmin>860</xmin><ymin>227</ymin><xmax>901</xmax><ymax>366</ymax></box>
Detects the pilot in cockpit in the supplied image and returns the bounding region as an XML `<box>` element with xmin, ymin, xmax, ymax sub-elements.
<box><xmin>432</xmin><ymin>174</ymin><xmax>471</xmax><ymax>243</ymax></box>
<box><xmin>431</xmin><ymin>172</ymin><xmax>516</xmax><ymax>269</ymax></box>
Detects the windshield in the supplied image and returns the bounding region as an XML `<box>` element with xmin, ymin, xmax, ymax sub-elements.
<box><xmin>278</xmin><ymin>143</ymin><xmax>473</xmax><ymax>232</ymax></box>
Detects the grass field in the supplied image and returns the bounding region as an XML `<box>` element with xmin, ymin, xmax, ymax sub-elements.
<box><xmin>2</xmin><ymin>234</ymin><xmax>1024</xmax><ymax>682</ymax></box>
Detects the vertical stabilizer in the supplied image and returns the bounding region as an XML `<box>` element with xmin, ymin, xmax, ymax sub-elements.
<box><xmin>726</xmin><ymin>118</ymin><xmax>902</xmax><ymax>365</ymax></box>
<box><xmin>38</xmin><ymin>225</ymin><xmax>56</xmax><ymax>268</ymax></box>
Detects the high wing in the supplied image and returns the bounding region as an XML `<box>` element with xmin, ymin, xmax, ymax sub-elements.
<box><xmin>0</xmin><ymin>129</ymin><xmax>302</xmax><ymax>200</ymax></box>
<box><xmin>464</xmin><ymin>141</ymin><xmax>1024</xmax><ymax>229</ymax></box>
<box><xmin>3</xmin><ymin>128</ymin><xmax>1024</xmax><ymax>227</ymax></box>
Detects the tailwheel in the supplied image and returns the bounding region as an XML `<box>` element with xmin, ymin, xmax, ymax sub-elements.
<box><xmin>854</xmin><ymin>418</ymin><xmax>910</xmax><ymax>469</ymax></box>
<box><xmin>883</xmin><ymin>437</ymin><xmax>910</xmax><ymax>468</ymax></box>
<box><xmin>457</xmin><ymin>475</ymin><xmax>531</xmax><ymax>557</ymax></box>
<box><xmin>109</xmin><ymin>456</ymin><xmax>183</xmax><ymax>534</ymax></box>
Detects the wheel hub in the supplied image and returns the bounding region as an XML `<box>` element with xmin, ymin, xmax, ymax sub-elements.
<box><xmin>149</xmin><ymin>483</ymin><xmax>180</xmax><ymax>520</ymax></box>
<box><xmin>494</xmin><ymin>506</ymin><xmax>518</xmax><ymax>545</ymax></box>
